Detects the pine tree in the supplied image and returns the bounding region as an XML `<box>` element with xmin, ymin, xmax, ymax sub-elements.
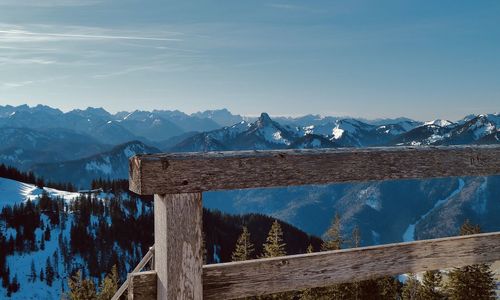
<box><xmin>40</xmin><ymin>236</ymin><xmax>45</xmax><ymax>250</ymax></box>
<box><xmin>40</xmin><ymin>268</ymin><xmax>45</xmax><ymax>282</ymax></box>
<box><xmin>322</xmin><ymin>213</ymin><xmax>343</xmax><ymax>251</ymax></box>
<box><xmin>377</xmin><ymin>276</ymin><xmax>400</xmax><ymax>299</ymax></box>
<box><xmin>1</xmin><ymin>266</ymin><xmax>9</xmax><ymax>288</ymax></box>
<box><xmin>231</xmin><ymin>226</ymin><xmax>255</xmax><ymax>261</ymax></box>
<box><xmin>98</xmin><ymin>265</ymin><xmax>119</xmax><ymax>300</ymax></box>
<box><xmin>260</xmin><ymin>221</ymin><xmax>293</xmax><ymax>299</ymax></box>
<box><xmin>45</xmin><ymin>256</ymin><xmax>55</xmax><ymax>286</ymax></box>
<box><xmin>44</xmin><ymin>226</ymin><xmax>51</xmax><ymax>241</ymax></box>
<box><xmin>420</xmin><ymin>270</ymin><xmax>444</xmax><ymax>299</ymax></box>
<box><xmin>10</xmin><ymin>274</ymin><xmax>20</xmax><ymax>294</ymax></box>
<box><xmin>402</xmin><ymin>273</ymin><xmax>422</xmax><ymax>300</ymax></box>
<box><xmin>67</xmin><ymin>270</ymin><xmax>97</xmax><ymax>300</ymax></box>
<box><xmin>262</xmin><ymin>220</ymin><xmax>286</xmax><ymax>258</ymax></box>
<box><xmin>313</xmin><ymin>214</ymin><xmax>350</xmax><ymax>299</ymax></box>
<box><xmin>351</xmin><ymin>225</ymin><xmax>361</xmax><ymax>248</ymax></box>
<box><xmin>30</xmin><ymin>259</ymin><xmax>37</xmax><ymax>282</ymax></box>
<box><xmin>446</xmin><ymin>220</ymin><xmax>496</xmax><ymax>300</ymax></box>
<box><xmin>53</xmin><ymin>250</ymin><xmax>60</xmax><ymax>277</ymax></box>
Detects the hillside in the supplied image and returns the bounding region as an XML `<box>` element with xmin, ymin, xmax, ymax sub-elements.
<box><xmin>0</xmin><ymin>176</ymin><xmax>320</xmax><ymax>298</ymax></box>
<box><xmin>31</xmin><ymin>141</ymin><xmax>160</xmax><ymax>188</ymax></box>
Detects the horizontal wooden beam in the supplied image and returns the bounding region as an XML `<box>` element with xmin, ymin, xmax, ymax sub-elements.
<box><xmin>202</xmin><ymin>232</ymin><xmax>500</xmax><ymax>299</ymax></box>
<box><xmin>129</xmin><ymin>145</ymin><xmax>500</xmax><ymax>194</ymax></box>
<box><xmin>127</xmin><ymin>271</ymin><xmax>157</xmax><ymax>300</ymax></box>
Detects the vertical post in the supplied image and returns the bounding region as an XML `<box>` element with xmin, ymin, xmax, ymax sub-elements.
<box><xmin>155</xmin><ymin>193</ymin><xmax>203</xmax><ymax>299</ymax></box>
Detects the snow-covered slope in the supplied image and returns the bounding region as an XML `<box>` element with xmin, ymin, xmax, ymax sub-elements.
<box><xmin>0</xmin><ymin>177</ymin><xmax>79</xmax><ymax>209</ymax></box>
<box><xmin>0</xmin><ymin>176</ymin><xmax>150</xmax><ymax>299</ymax></box>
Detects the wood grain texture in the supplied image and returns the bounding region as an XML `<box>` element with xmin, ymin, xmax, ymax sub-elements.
<box><xmin>155</xmin><ymin>193</ymin><xmax>203</xmax><ymax>300</ymax></box>
<box><xmin>203</xmin><ymin>232</ymin><xmax>500</xmax><ymax>299</ymax></box>
<box><xmin>129</xmin><ymin>145</ymin><xmax>500</xmax><ymax>195</ymax></box>
<box><xmin>127</xmin><ymin>271</ymin><xmax>157</xmax><ymax>300</ymax></box>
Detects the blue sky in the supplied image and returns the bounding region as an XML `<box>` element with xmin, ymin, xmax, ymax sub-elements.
<box><xmin>0</xmin><ymin>0</ymin><xmax>498</xmax><ymax>120</ymax></box>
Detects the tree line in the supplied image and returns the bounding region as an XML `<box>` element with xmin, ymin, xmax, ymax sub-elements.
<box><xmin>0</xmin><ymin>163</ymin><xmax>76</xmax><ymax>191</ymax></box>
<box><xmin>229</xmin><ymin>215</ymin><xmax>497</xmax><ymax>299</ymax></box>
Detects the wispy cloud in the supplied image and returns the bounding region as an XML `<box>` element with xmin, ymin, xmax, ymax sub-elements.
<box><xmin>0</xmin><ymin>29</ymin><xmax>181</xmax><ymax>42</ymax></box>
<box><xmin>0</xmin><ymin>57</ymin><xmax>56</xmax><ymax>65</ymax></box>
<box><xmin>0</xmin><ymin>76</ymin><xmax>67</xmax><ymax>89</ymax></box>
<box><xmin>0</xmin><ymin>0</ymin><xmax>102</xmax><ymax>7</ymax></box>
<box><xmin>92</xmin><ymin>66</ymin><xmax>160</xmax><ymax>79</ymax></box>
<box><xmin>0</xmin><ymin>22</ymin><xmax>205</xmax><ymax>83</ymax></box>
<box><xmin>0</xmin><ymin>23</ymin><xmax>189</xmax><ymax>68</ymax></box>
<box><xmin>266</xmin><ymin>3</ymin><xmax>325</xmax><ymax>13</ymax></box>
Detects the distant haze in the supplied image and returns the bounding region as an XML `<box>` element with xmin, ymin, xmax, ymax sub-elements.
<box><xmin>0</xmin><ymin>1</ymin><xmax>499</xmax><ymax>120</ymax></box>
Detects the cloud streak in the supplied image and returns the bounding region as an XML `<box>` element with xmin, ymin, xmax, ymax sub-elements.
<box><xmin>0</xmin><ymin>76</ymin><xmax>67</xmax><ymax>89</ymax></box>
<box><xmin>0</xmin><ymin>29</ymin><xmax>181</xmax><ymax>42</ymax></box>
<box><xmin>0</xmin><ymin>0</ymin><xmax>102</xmax><ymax>7</ymax></box>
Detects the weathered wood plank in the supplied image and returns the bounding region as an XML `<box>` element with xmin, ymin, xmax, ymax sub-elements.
<box><xmin>129</xmin><ymin>145</ymin><xmax>500</xmax><ymax>195</ymax></box>
<box><xmin>127</xmin><ymin>271</ymin><xmax>157</xmax><ymax>300</ymax></box>
<box><xmin>155</xmin><ymin>193</ymin><xmax>203</xmax><ymax>299</ymax></box>
<box><xmin>203</xmin><ymin>231</ymin><xmax>500</xmax><ymax>299</ymax></box>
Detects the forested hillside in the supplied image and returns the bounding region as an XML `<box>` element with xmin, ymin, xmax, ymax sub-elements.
<box><xmin>0</xmin><ymin>173</ymin><xmax>321</xmax><ymax>298</ymax></box>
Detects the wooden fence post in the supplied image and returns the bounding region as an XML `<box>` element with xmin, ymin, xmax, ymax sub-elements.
<box><xmin>155</xmin><ymin>193</ymin><xmax>203</xmax><ymax>299</ymax></box>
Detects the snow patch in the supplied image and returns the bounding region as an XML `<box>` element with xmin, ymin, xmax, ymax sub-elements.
<box><xmin>332</xmin><ymin>127</ymin><xmax>344</xmax><ymax>139</ymax></box>
<box><xmin>403</xmin><ymin>179</ymin><xmax>465</xmax><ymax>242</ymax></box>
<box><xmin>424</xmin><ymin>119</ymin><xmax>453</xmax><ymax>127</ymax></box>
<box><xmin>359</xmin><ymin>186</ymin><xmax>381</xmax><ymax>211</ymax></box>
<box><xmin>371</xmin><ymin>230</ymin><xmax>380</xmax><ymax>245</ymax></box>
<box><xmin>260</xmin><ymin>126</ymin><xmax>290</xmax><ymax>145</ymax></box>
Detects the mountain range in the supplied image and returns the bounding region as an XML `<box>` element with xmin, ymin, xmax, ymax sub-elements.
<box><xmin>0</xmin><ymin>104</ymin><xmax>499</xmax><ymax>245</ymax></box>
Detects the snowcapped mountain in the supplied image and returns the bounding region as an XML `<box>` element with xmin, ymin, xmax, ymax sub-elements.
<box><xmin>361</xmin><ymin>117</ymin><xmax>422</xmax><ymax>130</ymax></box>
<box><xmin>302</xmin><ymin>118</ymin><xmax>405</xmax><ymax>147</ymax></box>
<box><xmin>114</xmin><ymin>110</ymin><xmax>184</xmax><ymax>141</ymax></box>
<box><xmin>424</xmin><ymin>119</ymin><xmax>455</xmax><ymax>127</ymax></box>
<box><xmin>190</xmin><ymin>108</ymin><xmax>244</xmax><ymax>127</ymax></box>
<box><xmin>30</xmin><ymin>141</ymin><xmax>160</xmax><ymax>188</ymax></box>
<box><xmin>0</xmin><ymin>105</ymin><xmax>238</xmax><ymax>145</ymax></box>
<box><xmin>232</xmin><ymin>113</ymin><xmax>299</xmax><ymax>149</ymax></box>
<box><xmin>444</xmin><ymin>114</ymin><xmax>499</xmax><ymax>144</ymax></box>
<box><xmin>391</xmin><ymin>124</ymin><xmax>450</xmax><ymax>146</ymax></box>
<box><xmin>392</xmin><ymin>113</ymin><xmax>500</xmax><ymax>146</ymax></box>
<box><xmin>171</xmin><ymin>113</ymin><xmax>302</xmax><ymax>152</ymax></box>
<box><xmin>170</xmin><ymin>113</ymin><xmax>419</xmax><ymax>151</ymax></box>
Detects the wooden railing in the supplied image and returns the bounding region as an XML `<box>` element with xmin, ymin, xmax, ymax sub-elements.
<box><xmin>119</xmin><ymin>145</ymin><xmax>500</xmax><ymax>299</ymax></box>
